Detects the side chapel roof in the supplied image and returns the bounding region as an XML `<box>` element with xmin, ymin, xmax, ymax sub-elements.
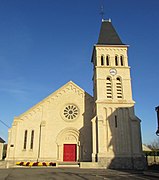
<box><xmin>0</xmin><ymin>137</ymin><xmax>5</xmax><ymax>143</ymax></box>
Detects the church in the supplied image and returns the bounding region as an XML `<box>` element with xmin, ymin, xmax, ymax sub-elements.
<box><xmin>6</xmin><ymin>19</ymin><xmax>145</xmax><ymax>169</ymax></box>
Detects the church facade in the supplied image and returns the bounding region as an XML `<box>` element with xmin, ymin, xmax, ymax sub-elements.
<box><xmin>6</xmin><ymin>20</ymin><xmax>145</xmax><ymax>169</ymax></box>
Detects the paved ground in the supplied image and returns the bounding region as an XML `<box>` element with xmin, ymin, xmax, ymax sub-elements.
<box><xmin>0</xmin><ymin>168</ymin><xmax>159</xmax><ymax>180</ymax></box>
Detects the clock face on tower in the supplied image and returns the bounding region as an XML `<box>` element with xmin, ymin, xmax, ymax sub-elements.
<box><xmin>109</xmin><ymin>68</ymin><xmax>117</xmax><ymax>76</ymax></box>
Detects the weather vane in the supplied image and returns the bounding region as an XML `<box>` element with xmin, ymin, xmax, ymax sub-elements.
<box><xmin>100</xmin><ymin>4</ymin><xmax>105</xmax><ymax>20</ymax></box>
<box><xmin>100</xmin><ymin>1</ymin><xmax>105</xmax><ymax>20</ymax></box>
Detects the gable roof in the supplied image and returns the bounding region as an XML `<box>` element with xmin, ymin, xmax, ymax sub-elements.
<box><xmin>0</xmin><ymin>137</ymin><xmax>5</xmax><ymax>143</ymax></box>
<box><xmin>17</xmin><ymin>81</ymin><xmax>93</xmax><ymax>119</ymax></box>
<box><xmin>97</xmin><ymin>19</ymin><xmax>124</xmax><ymax>45</ymax></box>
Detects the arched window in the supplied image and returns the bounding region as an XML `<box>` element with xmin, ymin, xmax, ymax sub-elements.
<box><xmin>116</xmin><ymin>77</ymin><xmax>123</xmax><ymax>99</ymax></box>
<box><xmin>106</xmin><ymin>55</ymin><xmax>110</xmax><ymax>66</ymax></box>
<box><xmin>30</xmin><ymin>130</ymin><xmax>34</xmax><ymax>150</ymax></box>
<box><xmin>106</xmin><ymin>77</ymin><xmax>112</xmax><ymax>99</ymax></box>
<box><xmin>115</xmin><ymin>55</ymin><xmax>118</xmax><ymax>66</ymax></box>
<box><xmin>23</xmin><ymin>130</ymin><xmax>28</xmax><ymax>150</ymax></box>
<box><xmin>101</xmin><ymin>55</ymin><xmax>104</xmax><ymax>66</ymax></box>
<box><xmin>120</xmin><ymin>55</ymin><xmax>124</xmax><ymax>66</ymax></box>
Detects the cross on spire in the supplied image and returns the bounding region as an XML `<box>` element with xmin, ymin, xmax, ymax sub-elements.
<box><xmin>100</xmin><ymin>5</ymin><xmax>105</xmax><ymax>20</ymax></box>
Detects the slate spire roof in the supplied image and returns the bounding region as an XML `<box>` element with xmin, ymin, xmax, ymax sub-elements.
<box><xmin>97</xmin><ymin>19</ymin><xmax>124</xmax><ymax>45</ymax></box>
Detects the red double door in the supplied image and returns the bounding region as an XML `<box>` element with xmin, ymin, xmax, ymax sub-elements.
<box><xmin>63</xmin><ymin>144</ymin><xmax>76</xmax><ymax>161</ymax></box>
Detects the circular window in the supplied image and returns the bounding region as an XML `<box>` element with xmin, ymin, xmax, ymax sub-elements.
<box><xmin>63</xmin><ymin>105</ymin><xmax>79</xmax><ymax>121</ymax></box>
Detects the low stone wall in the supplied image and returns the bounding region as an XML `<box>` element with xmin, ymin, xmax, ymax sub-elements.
<box><xmin>146</xmin><ymin>156</ymin><xmax>159</xmax><ymax>165</ymax></box>
<box><xmin>0</xmin><ymin>160</ymin><xmax>7</xmax><ymax>168</ymax></box>
<box><xmin>1</xmin><ymin>160</ymin><xmax>18</xmax><ymax>168</ymax></box>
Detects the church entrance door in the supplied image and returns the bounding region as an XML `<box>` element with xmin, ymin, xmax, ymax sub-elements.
<box><xmin>63</xmin><ymin>144</ymin><xmax>76</xmax><ymax>161</ymax></box>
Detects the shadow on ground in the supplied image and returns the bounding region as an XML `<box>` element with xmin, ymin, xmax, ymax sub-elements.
<box><xmin>148</xmin><ymin>164</ymin><xmax>159</xmax><ymax>171</ymax></box>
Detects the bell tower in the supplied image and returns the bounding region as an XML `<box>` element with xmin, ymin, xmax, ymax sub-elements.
<box><xmin>91</xmin><ymin>19</ymin><xmax>145</xmax><ymax>169</ymax></box>
<box><xmin>92</xmin><ymin>19</ymin><xmax>133</xmax><ymax>104</ymax></box>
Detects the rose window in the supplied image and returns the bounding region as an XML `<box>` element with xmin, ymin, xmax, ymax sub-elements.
<box><xmin>63</xmin><ymin>105</ymin><xmax>78</xmax><ymax>120</ymax></box>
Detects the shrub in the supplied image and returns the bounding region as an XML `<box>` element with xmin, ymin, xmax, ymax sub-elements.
<box><xmin>26</xmin><ymin>162</ymin><xmax>30</xmax><ymax>166</ymax></box>
<box><xmin>16</xmin><ymin>161</ymin><xmax>56</xmax><ymax>167</ymax></box>
<box><xmin>33</xmin><ymin>162</ymin><xmax>39</xmax><ymax>166</ymax></box>
<box><xmin>49</xmin><ymin>162</ymin><xmax>56</xmax><ymax>166</ymax></box>
<box><xmin>19</xmin><ymin>162</ymin><xmax>24</xmax><ymax>166</ymax></box>
<box><xmin>38</xmin><ymin>162</ymin><xmax>43</xmax><ymax>166</ymax></box>
<box><xmin>42</xmin><ymin>162</ymin><xmax>47</xmax><ymax>166</ymax></box>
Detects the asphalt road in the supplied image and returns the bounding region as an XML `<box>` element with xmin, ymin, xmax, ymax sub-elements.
<box><xmin>0</xmin><ymin>168</ymin><xmax>159</xmax><ymax>180</ymax></box>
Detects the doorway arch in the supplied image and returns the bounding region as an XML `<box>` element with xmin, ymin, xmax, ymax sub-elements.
<box><xmin>56</xmin><ymin>127</ymin><xmax>80</xmax><ymax>161</ymax></box>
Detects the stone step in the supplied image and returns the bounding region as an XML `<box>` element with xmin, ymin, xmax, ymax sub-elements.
<box><xmin>57</xmin><ymin>162</ymin><xmax>80</xmax><ymax>168</ymax></box>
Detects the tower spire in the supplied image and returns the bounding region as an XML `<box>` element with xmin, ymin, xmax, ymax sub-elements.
<box><xmin>100</xmin><ymin>4</ymin><xmax>105</xmax><ymax>20</ymax></box>
<box><xmin>97</xmin><ymin>21</ymin><xmax>124</xmax><ymax>45</ymax></box>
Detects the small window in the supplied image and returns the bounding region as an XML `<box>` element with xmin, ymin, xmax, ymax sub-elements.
<box><xmin>116</xmin><ymin>77</ymin><xmax>123</xmax><ymax>99</ymax></box>
<box><xmin>115</xmin><ymin>55</ymin><xmax>118</xmax><ymax>66</ymax></box>
<box><xmin>30</xmin><ymin>130</ymin><xmax>34</xmax><ymax>150</ymax></box>
<box><xmin>106</xmin><ymin>77</ymin><xmax>112</xmax><ymax>99</ymax></box>
<box><xmin>120</xmin><ymin>56</ymin><xmax>124</xmax><ymax>66</ymax></box>
<box><xmin>115</xmin><ymin>115</ymin><xmax>117</xmax><ymax>128</ymax></box>
<box><xmin>23</xmin><ymin>130</ymin><xmax>27</xmax><ymax>150</ymax></box>
<box><xmin>106</xmin><ymin>55</ymin><xmax>110</xmax><ymax>66</ymax></box>
<box><xmin>101</xmin><ymin>55</ymin><xmax>104</xmax><ymax>66</ymax></box>
<box><xmin>107</xmin><ymin>77</ymin><xmax>111</xmax><ymax>81</ymax></box>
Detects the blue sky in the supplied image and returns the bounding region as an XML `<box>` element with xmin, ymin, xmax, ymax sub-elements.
<box><xmin>0</xmin><ymin>0</ymin><xmax>159</xmax><ymax>144</ymax></box>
